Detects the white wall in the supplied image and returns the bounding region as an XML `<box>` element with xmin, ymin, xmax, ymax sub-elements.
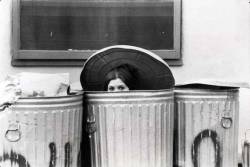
<box><xmin>173</xmin><ymin>0</ymin><xmax>250</xmax><ymax>159</ymax></box>
<box><xmin>0</xmin><ymin>0</ymin><xmax>250</xmax><ymax>161</ymax></box>
<box><xmin>173</xmin><ymin>0</ymin><xmax>250</xmax><ymax>83</ymax></box>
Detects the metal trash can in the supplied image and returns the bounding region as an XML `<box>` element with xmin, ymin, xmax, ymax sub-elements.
<box><xmin>242</xmin><ymin>130</ymin><xmax>250</xmax><ymax>167</ymax></box>
<box><xmin>174</xmin><ymin>85</ymin><xmax>239</xmax><ymax>167</ymax></box>
<box><xmin>242</xmin><ymin>139</ymin><xmax>250</xmax><ymax>167</ymax></box>
<box><xmin>0</xmin><ymin>93</ymin><xmax>83</xmax><ymax>167</ymax></box>
<box><xmin>85</xmin><ymin>90</ymin><xmax>174</xmax><ymax>167</ymax></box>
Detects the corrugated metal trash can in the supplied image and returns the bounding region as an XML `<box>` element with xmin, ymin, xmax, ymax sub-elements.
<box><xmin>84</xmin><ymin>90</ymin><xmax>174</xmax><ymax>167</ymax></box>
<box><xmin>0</xmin><ymin>93</ymin><xmax>83</xmax><ymax>167</ymax></box>
<box><xmin>174</xmin><ymin>85</ymin><xmax>239</xmax><ymax>167</ymax></box>
<box><xmin>242</xmin><ymin>130</ymin><xmax>250</xmax><ymax>167</ymax></box>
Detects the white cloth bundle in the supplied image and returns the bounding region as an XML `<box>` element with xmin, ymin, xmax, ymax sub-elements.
<box><xmin>0</xmin><ymin>72</ymin><xmax>70</xmax><ymax>109</ymax></box>
<box><xmin>17</xmin><ymin>72</ymin><xmax>70</xmax><ymax>97</ymax></box>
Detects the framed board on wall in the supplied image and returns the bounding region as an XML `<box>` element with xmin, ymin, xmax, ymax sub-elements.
<box><xmin>12</xmin><ymin>0</ymin><xmax>182</xmax><ymax>66</ymax></box>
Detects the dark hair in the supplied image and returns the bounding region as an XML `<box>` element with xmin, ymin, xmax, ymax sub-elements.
<box><xmin>104</xmin><ymin>64</ymin><xmax>138</xmax><ymax>91</ymax></box>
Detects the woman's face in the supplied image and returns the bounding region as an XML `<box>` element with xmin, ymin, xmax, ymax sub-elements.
<box><xmin>107</xmin><ymin>78</ymin><xmax>129</xmax><ymax>92</ymax></box>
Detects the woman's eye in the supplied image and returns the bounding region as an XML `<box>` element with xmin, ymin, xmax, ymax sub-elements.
<box><xmin>118</xmin><ymin>86</ymin><xmax>125</xmax><ymax>90</ymax></box>
<box><xmin>108</xmin><ymin>86</ymin><xmax>114</xmax><ymax>91</ymax></box>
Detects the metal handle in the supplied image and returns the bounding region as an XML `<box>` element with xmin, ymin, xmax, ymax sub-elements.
<box><xmin>86</xmin><ymin>110</ymin><xmax>96</xmax><ymax>134</ymax></box>
<box><xmin>5</xmin><ymin>123</ymin><xmax>21</xmax><ymax>142</ymax></box>
<box><xmin>221</xmin><ymin>116</ymin><xmax>233</xmax><ymax>129</ymax></box>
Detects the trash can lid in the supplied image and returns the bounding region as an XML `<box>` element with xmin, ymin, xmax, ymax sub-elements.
<box><xmin>80</xmin><ymin>45</ymin><xmax>175</xmax><ymax>91</ymax></box>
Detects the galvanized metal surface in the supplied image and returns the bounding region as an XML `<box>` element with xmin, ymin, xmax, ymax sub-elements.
<box><xmin>243</xmin><ymin>141</ymin><xmax>250</xmax><ymax>167</ymax></box>
<box><xmin>85</xmin><ymin>90</ymin><xmax>174</xmax><ymax>167</ymax></box>
<box><xmin>242</xmin><ymin>130</ymin><xmax>250</xmax><ymax>167</ymax></box>
<box><xmin>0</xmin><ymin>94</ymin><xmax>83</xmax><ymax>167</ymax></box>
<box><xmin>174</xmin><ymin>88</ymin><xmax>239</xmax><ymax>167</ymax></box>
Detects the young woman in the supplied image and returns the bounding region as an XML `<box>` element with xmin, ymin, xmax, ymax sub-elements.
<box><xmin>80</xmin><ymin>45</ymin><xmax>175</xmax><ymax>91</ymax></box>
<box><xmin>104</xmin><ymin>64</ymin><xmax>138</xmax><ymax>92</ymax></box>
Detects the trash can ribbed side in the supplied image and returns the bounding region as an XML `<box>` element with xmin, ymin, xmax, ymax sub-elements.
<box><xmin>85</xmin><ymin>90</ymin><xmax>174</xmax><ymax>167</ymax></box>
<box><xmin>0</xmin><ymin>94</ymin><xmax>83</xmax><ymax>167</ymax></box>
<box><xmin>174</xmin><ymin>88</ymin><xmax>239</xmax><ymax>167</ymax></box>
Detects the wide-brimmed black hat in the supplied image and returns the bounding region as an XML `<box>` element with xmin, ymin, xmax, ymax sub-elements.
<box><xmin>80</xmin><ymin>45</ymin><xmax>175</xmax><ymax>91</ymax></box>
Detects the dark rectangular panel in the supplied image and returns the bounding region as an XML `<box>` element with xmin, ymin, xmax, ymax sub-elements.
<box><xmin>20</xmin><ymin>2</ymin><xmax>174</xmax><ymax>51</ymax></box>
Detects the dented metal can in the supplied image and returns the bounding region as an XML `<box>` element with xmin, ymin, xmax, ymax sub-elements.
<box><xmin>242</xmin><ymin>130</ymin><xmax>250</xmax><ymax>167</ymax></box>
<box><xmin>0</xmin><ymin>93</ymin><xmax>83</xmax><ymax>167</ymax></box>
<box><xmin>84</xmin><ymin>90</ymin><xmax>174</xmax><ymax>167</ymax></box>
<box><xmin>174</xmin><ymin>87</ymin><xmax>239</xmax><ymax>167</ymax></box>
<box><xmin>243</xmin><ymin>141</ymin><xmax>250</xmax><ymax>167</ymax></box>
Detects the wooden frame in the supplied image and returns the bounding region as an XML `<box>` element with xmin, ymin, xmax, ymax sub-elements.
<box><xmin>12</xmin><ymin>0</ymin><xmax>182</xmax><ymax>66</ymax></box>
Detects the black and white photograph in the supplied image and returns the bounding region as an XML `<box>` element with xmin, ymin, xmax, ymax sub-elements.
<box><xmin>0</xmin><ymin>0</ymin><xmax>249</xmax><ymax>166</ymax></box>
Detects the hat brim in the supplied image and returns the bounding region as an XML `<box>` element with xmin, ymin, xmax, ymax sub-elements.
<box><xmin>80</xmin><ymin>45</ymin><xmax>175</xmax><ymax>91</ymax></box>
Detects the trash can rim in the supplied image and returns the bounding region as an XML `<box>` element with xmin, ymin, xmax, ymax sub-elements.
<box><xmin>84</xmin><ymin>89</ymin><xmax>174</xmax><ymax>94</ymax></box>
<box><xmin>174</xmin><ymin>87</ymin><xmax>239</xmax><ymax>93</ymax></box>
<box><xmin>17</xmin><ymin>91</ymin><xmax>83</xmax><ymax>100</ymax></box>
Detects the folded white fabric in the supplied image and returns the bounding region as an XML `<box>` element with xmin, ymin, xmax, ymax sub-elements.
<box><xmin>0</xmin><ymin>72</ymin><xmax>70</xmax><ymax>109</ymax></box>
<box><xmin>17</xmin><ymin>72</ymin><xmax>69</xmax><ymax>97</ymax></box>
<box><xmin>0</xmin><ymin>77</ymin><xmax>21</xmax><ymax>110</ymax></box>
<box><xmin>69</xmin><ymin>81</ymin><xmax>82</xmax><ymax>93</ymax></box>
